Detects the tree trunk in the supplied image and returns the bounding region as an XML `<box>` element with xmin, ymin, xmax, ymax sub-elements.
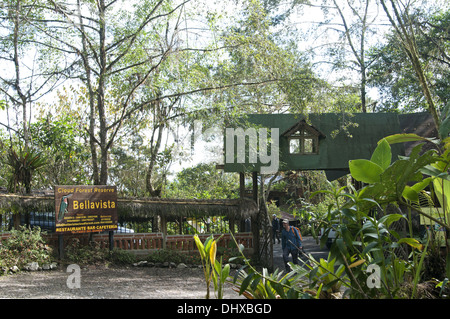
<box><xmin>98</xmin><ymin>0</ymin><xmax>108</xmax><ymax>185</ymax></box>
<box><xmin>76</xmin><ymin>0</ymin><xmax>100</xmax><ymax>184</ymax></box>
<box><xmin>333</xmin><ymin>0</ymin><xmax>371</xmax><ymax>113</ymax></box>
<box><xmin>381</xmin><ymin>0</ymin><xmax>441</xmax><ymax>134</ymax></box>
<box><xmin>12</xmin><ymin>0</ymin><xmax>30</xmax><ymax>149</ymax></box>
<box><xmin>145</xmin><ymin>122</ymin><xmax>164</xmax><ymax>197</ymax></box>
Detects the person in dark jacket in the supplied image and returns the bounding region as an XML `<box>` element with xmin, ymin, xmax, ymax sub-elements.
<box><xmin>281</xmin><ymin>219</ymin><xmax>302</xmax><ymax>271</ymax></box>
<box><xmin>272</xmin><ymin>214</ymin><xmax>280</xmax><ymax>244</ymax></box>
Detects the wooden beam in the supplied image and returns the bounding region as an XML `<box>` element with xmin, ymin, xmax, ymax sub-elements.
<box><xmin>160</xmin><ymin>215</ymin><xmax>167</xmax><ymax>249</ymax></box>
<box><xmin>239</xmin><ymin>172</ymin><xmax>245</xmax><ymax>199</ymax></box>
<box><xmin>251</xmin><ymin>171</ymin><xmax>260</xmax><ymax>263</ymax></box>
<box><xmin>252</xmin><ymin>171</ymin><xmax>258</xmax><ymax>204</ymax></box>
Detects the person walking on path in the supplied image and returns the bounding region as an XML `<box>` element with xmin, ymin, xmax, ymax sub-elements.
<box><xmin>272</xmin><ymin>214</ymin><xmax>281</xmax><ymax>244</ymax></box>
<box><xmin>281</xmin><ymin>219</ymin><xmax>302</xmax><ymax>271</ymax></box>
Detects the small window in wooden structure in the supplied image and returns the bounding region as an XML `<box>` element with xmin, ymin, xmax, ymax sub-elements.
<box><xmin>289</xmin><ymin>138</ymin><xmax>301</xmax><ymax>154</ymax></box>
<box><xmin>283</xmin><ymin>120</ymin><xmax>324</xmax><ymax>155</ymax></box>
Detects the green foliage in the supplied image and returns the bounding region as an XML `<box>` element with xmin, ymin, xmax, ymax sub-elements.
<box><xmin>368</xmin><ymin>7</ymin><xmax>450</xmax><ymax>113</ymax></box>
<box><xmin>29</xmin><ymin>111</ymin><xmax>91</xmax><ymax>186</ymax></box>
<box><xmin>64</xmin><ymin>239</ymin><xmax>139</xmax><ymax>266</ymax></box>
<box><xmin>266</xmin><ymin>200</ymin><xmax>282</xmax><ymax>217</ymax></box>
<box><xmin>312</xmin><ymin>183</ymin><xmax>424</xmax><ymax>298</ymax></box>
<box><xmin>0</xmin><ymin>226</ymin><xmax>53</xmax><ymax>272</ymax></box>
<box><xmin>232</xmin><ymin>265</ymin><xmax>310</xmax><ymax>299</ymax></box>
<box><xmin>349</xmin><ymin>159</ymin><xmax>384</xmax><ymax>184</ymax></box>
<box><xmin>212</xmin><ymin>253</ymin><xmax>231</xmax><ymax>300</ymax></box>
<box><xmin>229</xmin><ymin>232</ymin><xmax>312</xmax><ymax>299</ymax></box>
<box><xmin>310</xmin><ymin>133</ymin><xmax>450</xmax><ymax>298</ymax></box>
<box><xmin>194</xmin><ymin>234</ymin><xmax>218</xmax><ymax>298</ymax></box>
<box><xmin>167</xmin><ymin>163</ymin><xmax>239</xmax><ymax>199</ymax></box>
<box><xmin>4</xmin><ymin>147</ymin><xmax>46</xmax><ymax>193</ymax></box>
<box><xmin>304</xmin><ymin>252</ymin><xmax>349</xmax><ymax>299</ymax></box>
<box><xmin>108</xmin><ymin>249</ymin><xmax>137</xmax><ymax>265</ymax></box>
<box><xmin>205</xmin><ymin>0</ymin><xmax>321</xmax><ymax>115</ymax></box>
<box><xmin>194</xmin><ymin>234</ymin><xmax>233</xmax><ymax>299</ymax></box>
<box><xmin>64</xmin><ymin>238</ymin><xmax>110</xmax><ymax>265</ymax></box>
<box><xmin>347</xmin><ymin>136</ymin><xmax>439</xmax><ymax>210</ymax></box>
<box><xmin>59</xmin><ymin>239</ymin><xmax>206</xmax><ymax>266</ymax></box>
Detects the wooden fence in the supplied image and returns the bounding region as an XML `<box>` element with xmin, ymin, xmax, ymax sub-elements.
<box><xmin>1</xmin><ymin>232</ymin><xmax>254</xmax><ymax>256</ymax></box>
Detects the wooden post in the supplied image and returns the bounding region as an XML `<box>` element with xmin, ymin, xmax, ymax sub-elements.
<box><xmin>252</xmin><ymin>171</ymin><xmax>258</xmax><ymax>204</ymax></box>
<box><xmin>58</xmin><ymin>234</ymin><xmax>64</xmax><ymax>259</ymax></box>
<box><xmin>13</xmin><ymin>213</ymin><xmax>21</xmax><ymax>230</ymax></box>
<box><xmin>239</xmin><ymin>172</ymin><xmax>246</xmax><ymax>232</ymax></box>
<box><xmin>240</xmin><ymin>172</ymin><xmax>245</xmax><ymax>198</ymax></box>
<box><xmin>161</xmin><ymin>215</ymin><xmax>167</xmax><ymax>250</ymax></box>
<box><xmin>251</xmin><ymin>171</ymin><xmax>260</xmax><ymax>263</ymax></box>
<box><xmin>108</xmin><ymin>230</ymin><xmax>114</xmax><ymax>251</ymax></box>
<box><xmin>229</xmin><ymin>217</ymin><xmax>235</xmax><ymax>234</ymax></box>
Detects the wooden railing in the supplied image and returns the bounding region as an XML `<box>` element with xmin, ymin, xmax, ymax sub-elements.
<box><xmin>1</xmin><ymin>232</ymin><xmax>253</xmax><ymax>255</ymax></box>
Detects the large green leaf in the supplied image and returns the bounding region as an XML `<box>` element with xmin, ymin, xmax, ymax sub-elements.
<box><xmin>411</xmin><ymin>177</ymin><xmax>433</xmax><ymax>192</ymax></box>
<box><xmin>420</xmin><ymin>165</ymin><xmax>450</xmax><ymax>181</ymax></box>
<box><xmin>382</xmin><ymin>133</ymin><xmax>439</xmax><ymax>145</ymax></box>
<box><xmin>362</xmin><ymin>241</ymin><xmax>380</xmax><ymax>255</ymax></box>
<box><xmin>378</xmin><ymin>145</ymin><xmax>436</xmax><ymax>199</ymax></box>
<box><xmin>401</xmin><ymin>177</ymin><xmax>433</xmax><ymax>203</ymax></box>
<box><xmin>371</xmin><ymin>138</ymin><xmax>391</xmax><ymax>171</ymax></box>
<box><xmin>349</xmin><ymin>159</ymin><xmax>383</xmax><ymax>184</ymax></box>
<box><xmin>239</xmin><ymin>272</ymin><xmax>255</xmax><ymax>295</ymax></box>
<box><xmin>221</xmin><ymin>264</ymin><xmax>230</xmax><ymax>284</ymax></box>
<box><xmin>402</xmin><ymin>185</ymin><xmax>419</xmax><ymax>202</ymax></box>
<box><xmin>379</xmin><ymin>213</ymin><xmax>405</xmax><ymax>227</ymax></box>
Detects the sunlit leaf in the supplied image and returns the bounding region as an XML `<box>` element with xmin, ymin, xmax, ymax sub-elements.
<box><xmin>349</xmin><ymin>159</ymin><xmax>383</xmax><ymax>184</ymax></box>
<box><xmin>209</xmin><ymin>240</ymin><xmax>217</xmax><ymax>267</ymax></box>
<box><xmin>402</xmin><ymin>185</ymin><xmax>419</xmax><ymax>202</ymax></box>
<box><xmin>371</xmin><ymin>138</ymin><xmax>391</xmax><ymax>170</ymax></box>
<box><xmin>398</xmin><ymin>238</ymin><xmax>423</xmax><ymax>250</ymax></box>
<box><xmin>382</xmin><ymin>133</ymin><xmax>439</xmax><ymax>145</ymax></box>
<box><xmin>349</xmin><ymin>259</ymin><xmax>366</xmax><ymax>268</ymax></box>
<box><xmin>193</xmin><ymin>235</ymin><xmax>206</xmax><ymax>259</ymax></box>
<box><xmin>379</xmin><ymin>213</ymin><xmax>405</xmax><ymax>227</ymax></box>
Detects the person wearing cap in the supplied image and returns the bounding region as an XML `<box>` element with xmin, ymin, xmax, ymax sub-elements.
<box><xmin>281</xmin><ymin>219</ymin><xmax>302</xmax><ymax>272</ymax></box>
<box><xmin>272</xmin><ymin>214</ymin><xmax>280</xmax><ymax>244</ymax></box>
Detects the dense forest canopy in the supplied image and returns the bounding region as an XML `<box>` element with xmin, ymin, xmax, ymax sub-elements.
<box><xmin>0</xmin><ymin>0</ymin><xmax>449</xmax><ymax>196</ymax></box>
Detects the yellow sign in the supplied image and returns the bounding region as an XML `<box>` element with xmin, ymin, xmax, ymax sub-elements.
<box><xmin>55</xmin><ymin>185</ymin><xmax>118</xmax><ymax>234</ymax></box>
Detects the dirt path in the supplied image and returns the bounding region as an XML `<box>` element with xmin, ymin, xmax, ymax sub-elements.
<box><xmin>0</xmin><ymin>265</ymin><xmax>242</xmax><ymax>299</ymax></box>
<box><xmin>0</xmin><ymin>236</ymin><xmax>327</xmax><ymax>299</ymax></box>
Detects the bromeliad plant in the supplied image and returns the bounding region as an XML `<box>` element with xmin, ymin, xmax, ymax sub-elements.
<box><xmin>232</xmin><ymin>264</ymin><xmax>310</xmax><ymax>299</ymax></box>
<box><xmin>304</xmin><ymin>252</ymin><xmax>349</xmax><ymax>299</ymax></box>
<box><xmin>5</xmin><ymin>147</ymin><xmax>46</xmax><ymax>193</ymax></box>
<box><xmin>228</xmin><ymin>233</ymin><xmax>313</xmax><ymax>299</ymax></box>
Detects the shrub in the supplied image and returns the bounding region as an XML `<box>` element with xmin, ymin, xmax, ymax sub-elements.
<box><xmin>108</xmin><ymin>248</ymin><xmax>137</xmax><ymax>265</ymax></box>
<box><xmin>0</xmin><ymin>226</ymin><xmax>53</xmax><ymax>272</ymax></box>
<box><xmin>64</xmin><ymin>238</ymin><xmax>110</xmax><ymax>265</ymax></box>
